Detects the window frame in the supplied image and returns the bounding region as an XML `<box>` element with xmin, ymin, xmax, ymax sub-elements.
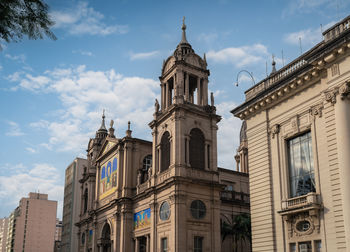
<box><xmin>277</xmin><ymin>129</ymin><xmax>320</xmax><ymax>199</ymax></box>
<box><xmin>193</xmin><ymin>236</ymin><xmax>203</xmax><ymax>252</ymax></box>
<box><xmin>161</xmin><ymin>237</ymin><xmax>168</xmax><ymax>252</ymax></box>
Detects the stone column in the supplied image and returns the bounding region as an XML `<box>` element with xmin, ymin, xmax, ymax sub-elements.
<box><xmin>135</xmin><ymin>237</ymin><xmax>139</xmax><ymax>252</ymax></box>
<box><xmin>197</xmin><ymin>77</ymin><xmax>201</xmax><ymax>105</ymax></box>
<box><xmin>157</xmin><ymin>146</ymin><xmax>161</xmax><ymax>174</ymax></box>
<box><xmin>161</xmin><ymin>83</ymin><xmax>165</xmax><ymax>111</ymax></box>
<box><xmin>185</xmin><ymin>73</ymin><xmax>189</xmax><ymax>101</ymax></box>
<box><xmin>334</xmin><ymin>81</ymin><xmax>350</xmax><ymax>248</ymax></box>
<box><xmin>204</xmin><ymin>143</ymin><xmax>208</xmax><ymax>170</ymax></box>
<box><xmin>203</xmin><ymin>78</ymin><xmax>208</xmax><ymax>105</ymax></box>
<box><xmin>146</xmin><ymin>235</ymin><xmax>150</xmax><ymax>252</ymax></box>
<box><xmin>165</xmin><ymin>82</ymin><xmax>169</xmax><ymax>109</ymax></box>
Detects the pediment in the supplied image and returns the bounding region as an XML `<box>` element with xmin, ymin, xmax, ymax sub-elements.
<box><xmin>97</xmin><ymin>138</ymin><xmax>118</xmax><ymax>161</ymax></box>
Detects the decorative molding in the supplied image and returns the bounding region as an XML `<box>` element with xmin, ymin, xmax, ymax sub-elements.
<box><xmin>309</xmin><ymin>104</ymin><xmax>323</xmax><ymax>118</ymax></box>
<box><xmin>339</xmin><ymin>81</ymin><xmax>350</xmax><ymax>100</ymax></box>
<box><xmin>324</xmin><ymin>90</ymin><xmax>337</xmax><ymax>104</ymax></box>
<box><xmin>291</xmin><ymin>115</ymin><xmax>299</xmax><ymax>133</ymax></box>
<box><xmin>269</xmin><ymin>124</ymin><xmax>280</xmax><ymax>138</ymax></box>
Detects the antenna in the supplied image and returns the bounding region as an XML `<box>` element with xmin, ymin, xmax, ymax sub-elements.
<box><xmin>282</xmin><ymin>50</ymin><xmax>285</xmax><ymax>67</ymax></box>
<box><xmin>337</xmin><ymin>0</ymin><xmax>339</xmax><ymax>21</ymax></box>
<box><xmin>265</xmin><ymin>61</ymin><xmax>268</xmax><ymax>77</ymax></box>
<box><xmin>299</xmin><ymin>37</ymin><xmax>303</xmax><ymax>55</ymax></box>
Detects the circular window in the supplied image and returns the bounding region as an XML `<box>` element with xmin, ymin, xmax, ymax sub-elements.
<box><xmin>296</xmin><ymin>220</ymin><xmax>311</xmax><ymax>232</ymax></box>
<box><xmin>159</xmin><ymin>201</ymin><xmax>170</xmax><ymax>220</ymax></box>
<box><xmin>190</xmin><ymin>200</ymin><xmax>206</xmax><ymax>219</ymax></box>
<box><xmin>81</xmin><ymin>233</ymin><xmax>85</xmax><ymax>244</ymax></box>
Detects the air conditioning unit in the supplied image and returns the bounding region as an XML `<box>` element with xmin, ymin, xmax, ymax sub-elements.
<box><xmin>299</xmin><ymin>244</ymin><xmax>308</xmax><ymax>252</ymax></box>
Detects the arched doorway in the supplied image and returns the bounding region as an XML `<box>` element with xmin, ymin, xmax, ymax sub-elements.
<box><xmin>101</xmin><ymin>223</ymin><xmax>111</xmax><ymax>252</ymax></box>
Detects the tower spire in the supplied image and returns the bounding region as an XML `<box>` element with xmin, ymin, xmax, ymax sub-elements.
<box><xmin>180</xmin><ymin>16</ymin><xmax>188</xmax><ymax>44</ymax></box>
<box><xmin>270</xmin><ymin>54</ymin><xmax>276</xmax><ymax>75</ymax></box>
<box><xmin>99</xmin><ymin>109</ymin><xmax>107</xmax><ymax>131</ymax></box>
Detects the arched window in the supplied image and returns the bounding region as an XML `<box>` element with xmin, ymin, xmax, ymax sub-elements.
<box><xmin>161</xmin><ymin>131</ymin><xmax>170</xmax><ymax>172</ymax></box>
<box><xmin>83</xmin><ymin>188</ymin><xmax>88</xmax><ymax>213</ymax></box>
<box><xmin>141</xmin><ymin>155</ymin><xmax>152</xmax><ymax>183</ymax></box>
<box><xmin>101</xmin><ymin>223</ymin><xmax>111</xmax><ymax>252</ymax></box>
<box><xmin>189</xmin><ymin>128</ymin><xmax>205</xmax><ymax>169</ymax></box>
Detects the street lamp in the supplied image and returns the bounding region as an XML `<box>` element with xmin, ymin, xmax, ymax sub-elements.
<box><xmin>234</xmin><ymin>70</ymin><xmax>256</xmax><ymax>87</ymax></box>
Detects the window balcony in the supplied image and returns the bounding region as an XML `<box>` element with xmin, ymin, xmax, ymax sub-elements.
<box><xmin>279</xmin><ymin>192</ymin><xmax>321</xmax><ymax>216</ymax></box>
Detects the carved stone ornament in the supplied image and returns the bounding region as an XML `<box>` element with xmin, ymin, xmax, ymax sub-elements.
<box><xmin>339</xmin><ymin>81</ymin><xmax>350</xmax><ymax>100</ymax></box>
<box><xmin>310</xmin><ymin>104</ymin><xmax>323</xmax><ymax>118</ymax></box>
<box><xmin>324</xmin><ymin>90</ymin><xmax>337</xmax><ymax>104</ymax></box>
<box><xmin>270</xmin><ymin>124</ymin><xmax>280</xmax><ymax>138</ymax></box>
<box><xmin>292</xmin><ymin>215</ymin><xmax>315</xmax><ymax>237</ymax></box>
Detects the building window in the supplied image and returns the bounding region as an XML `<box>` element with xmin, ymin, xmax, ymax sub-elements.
<box><xmin>314</xmin><ymin>240</ymin><xmax>322</xmax><ymax>252</ymax></box>
<box><xmin>189</xmin><ymin>128</ymin><xmax>205</xmax><ymax>169</ymax></box>
<box><xmin>190</xmin><ymin>200</ymin><xmax>206</xmax><ymax>219</ymax></box>
<box><xmin>159</xmin><ymin>201</ymin><xmax>170</xmax><ymax>220</ymax></box>
<box><xmin>299</xmin><ymin>241</ymin><xmax>312</xmax><ymax>252</ymax></box>
<box><xmin>140</xmin><ymin>155</ymin><xmax>152</xmax><ymax>183</ymax></box>
<box><xmin>287</xmin><ymin>132</ymin><xmax>315</xmax><ymax>198</ymax></box>
<box><xmin>194</xmin><ymin>236</ymin><xmax>203</xmax><ymax>252</ymax></box>
<box><xmin>83</xmin><ymin>188</ymin><xmax>88</xmax><ymax>213</ymax></box>
<box><xmin>289</xmin><ymin>243</ymin><xmax>296</xmax><ymax>252</ymax></box>
<box><xmin>161</xmin><ymin>238</ymin><xmax>168</xmax><ymax>252</ymax></box>
<box><xmin>161</xmin><ymin>131</ymin><xmax>170</xmax><ymax>172</ymax></box>
<box><xmin>81</xmin><ymin>233</ymin><xmax>85</xmax><ymax>244</ymax></box>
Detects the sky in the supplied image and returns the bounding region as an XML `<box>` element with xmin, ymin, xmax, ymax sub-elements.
<box><xmin>0</xmin><ymin>0</ymin><xmax>349</xmax><ymax>219</ymax></box>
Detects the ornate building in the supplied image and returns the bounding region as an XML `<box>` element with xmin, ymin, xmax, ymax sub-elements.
<box><xmin>232</xmin><ymin>15</ymin><xmax>350</xmax><ymax>252</ymax></box>
<box><xmin>75</xmin><ymin>21</ymin><xmax>250</xmax><ymax>252</ymax></box>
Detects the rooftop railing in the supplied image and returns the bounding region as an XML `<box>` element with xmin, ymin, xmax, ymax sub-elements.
<box><xmin>323</xmin><ymin>15</ymin><xmax>350</xmax><ymax>42</ymax></box>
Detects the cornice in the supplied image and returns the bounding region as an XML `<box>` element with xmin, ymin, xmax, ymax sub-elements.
<box><xmin>232</xmin><ymin>41</ymin><xmax>350</xmax><ymax>120</ymax></box>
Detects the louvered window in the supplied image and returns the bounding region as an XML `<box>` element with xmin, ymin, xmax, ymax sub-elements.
<box><xmin>189</xmin><ymin>128</ymin><xmax>205</xmax><ymax>169</ymax></box>
<box><xmin>161</xmin><ymin>131</ymin><xmax>170</xmax><ymax>172</ymax></box>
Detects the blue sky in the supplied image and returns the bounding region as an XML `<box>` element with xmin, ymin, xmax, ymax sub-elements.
<box><xmin>1</xmin><ymin>0</ymin><xmax>349</xmax><ymax>219</ymax></box>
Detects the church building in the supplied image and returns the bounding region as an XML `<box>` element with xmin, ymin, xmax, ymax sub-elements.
<box><xmin>75</xmin><ymin>20</ymin><xmax>250</xmax><ymax>252</ymax></box>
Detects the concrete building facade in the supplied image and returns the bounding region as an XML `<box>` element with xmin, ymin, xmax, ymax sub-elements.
<box><xmin>61</xmin><ymin>158</ymin><xmax>88</xmax><ymax>252</ymax></box>
<box><xmin>75</xmin><ymin>20</ymin><xmax>250</xmax><ymax>252</ymax></box>
<box><xmin>232</xmin><ymin>15</ymin><xmax>350</xmax><ymax>252</ymax></box>
<box><xmin>0</xmin><ymin>218</ymin><xmax>8</xmax><ymax>252</ymax></box>
<box><xmin>5</xmin><ymin>193</ymin><xmax>57</xmax><ymax>252</ymax></box>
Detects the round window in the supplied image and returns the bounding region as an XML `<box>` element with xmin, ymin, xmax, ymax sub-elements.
<box><xmin>296</xmin><ymin>220</ymin><xmax>311</xmax><ymax>232</ymax></box>
<box><xmin>190</xmin><ymin>200</ymin><xmax>206</xmax><ymax>219</ymax></box>
<box><xmin>81</xmin><ymin>232</ymin><xmax>85</xmax><ymax>244</ymax></box>
<box><xmin>159</xmin><ymin>201</ymin><xmax>170</xmax><ymax>220</ymax></box>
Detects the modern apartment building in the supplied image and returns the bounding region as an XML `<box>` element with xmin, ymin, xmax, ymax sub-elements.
<box><xmin>0</xmin><ymin>218</ymin><xmax>8</xmax><ymax>252</ymax></box>
<box><xmin>61</xmin><ymin>158</ymin><xmax>87</xmax><ymax>252</ymax></box>
<box><xmin>5</xmin><ymin>193</ymin><xmax>57</xmax><ymax>252</ymax></box>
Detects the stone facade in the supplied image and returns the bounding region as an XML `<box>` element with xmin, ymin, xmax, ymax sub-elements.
<box><xmin>75</xmin><ymin>21</ymin><xmax>250</xmax><ymax>252</ymax></box>
<box><xmin>232</xmin><ymin>15</ymin><xmax>350</xmax><ymax>252</ymax></box>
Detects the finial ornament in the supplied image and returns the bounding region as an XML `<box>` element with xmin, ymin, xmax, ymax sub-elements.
<box><xmin>128</xmin><ymin>121</ymin><xmax>131</xmax><ymax>131</ymax></box>
<box><xmin>210</xmin><ymin>92</ymin><xmax>215</xmax><ymax>106</ymax></box>
<box><xmin>271</xmin><ymin>54</ymin><xmax>276</xmax><ymax>74</ymax></box>
<box><xmin>110</xmin><ymin>119</ymin><xmax>114</xmax><ymax>128</ymax></box>
<box><xmin>180</xmin><ymin>16</ymin><xmax>188</xmax><ymax>44</ymax></box>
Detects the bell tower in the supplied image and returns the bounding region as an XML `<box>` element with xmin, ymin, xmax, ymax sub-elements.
<box><xmin>150</xmin><ymin>17</ymin><xmax>221</xmax><ymax>177</ymax></box>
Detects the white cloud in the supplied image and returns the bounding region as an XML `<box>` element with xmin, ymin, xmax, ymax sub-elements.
<box><xmin>12</xmin><ymin>65</ymin><xmax>159</xmax><ymax>152</ymax></box>
<box><xmin>5</xmin><ymin>121</ymin><xmax>25</xmax><ymax>136</ymax></box>
<box><xmin>130</xmin><ymin>51</ymin><xmax>160</xmax><ymax>60</ymax></box>
<box><xmin>72</xmin><ymin>50</ymin><xmax>94</xmax><ymax>56</ymax></box>
<box><xmin>51</xmin><ymin>2</ymin><xmax>128</xmax><ymax>36</ymax></box>
<box><xmin>283</xmin><ymin>21</ymin><xmax>336</xmax><ymax>48</ymax></box>
<box><xmin>206</xmin><ymin>44</ymin><xmax>268</xmax><ymax>67</ymax></box>
<box><xmin>5</xmin><ymin>54</ymin><xmax>26</xmax><ymax>63</ymax></box>
<box><xmin>216</xmin><ymin>101</ymin><xmax>242</xmax><ymax>169</ymax></box>
<box><xmin>0</xmin><ymin>163</ymin><xmax>63</xmax><ymax>218</ymax></box>
<box><xmin>197</xmin><ymin>33</ymin><xmax>218</xmax><ymax>44</ymax></box>
<box><xmin>26</xmin><ymin>147</ymin><xmax>37</xmax><ymax>153</ymax></box>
